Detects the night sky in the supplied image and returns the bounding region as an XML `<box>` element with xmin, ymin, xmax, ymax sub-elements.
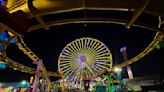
<box><xmin>0</xmin><ymin>23</ymin><xmax>164</xmax><ymax>82</ymax></box>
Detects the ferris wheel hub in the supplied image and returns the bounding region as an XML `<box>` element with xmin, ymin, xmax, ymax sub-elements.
<box><xmin>75</xmin><ymin>54</ymin><xmax>88</xmax><ymax>70</ymax></box>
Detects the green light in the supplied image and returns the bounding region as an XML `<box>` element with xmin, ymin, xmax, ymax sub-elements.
<box><xmin>156</xmin><ymin>44</ymin><xmax>160</xmax><ymax>49</ymax></box>
<box><xmin>156</xmin><ymin>41</ymin><xmax>164</xmax><ymax>49</ymax></box>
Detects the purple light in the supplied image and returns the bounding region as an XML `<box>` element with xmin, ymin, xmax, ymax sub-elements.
<box><xmin>120</xmin><ymin>46</ymin><xmax>127</xmax><ymax>52</ymax></box>
<box><xmin>93</xmin><ymin>73</ymin><xmax>97</xmax><ymax>77</ymax></box>
<box><xmin>102</xmin><ymin>44</ymin><xmax>106</xmax><ymax>47</ymax></box>
<box><xmin>0</xmin><ymin>0</ymin><xmax>5</xmax><ymax>6</ymax></box>
<box><xmin>64</xmin><ymin>49</ymin><xmax>70</xmax><ymax>53</ymax></box>
<box><xmin>74</xmin><ymin>54</ymin><xmax>86</xmax><ymax>63</ymax></box>
<box><xmin>74</xmin><ymin>54</ymin><xmax>89</xmax><ymax>70</ymax></box>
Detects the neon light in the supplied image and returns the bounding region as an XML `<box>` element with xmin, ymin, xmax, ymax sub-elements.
<box><xmin>0</xmin><ymin>31</ymin><xmax>10</xmax><ymax>42</ymax></box>
<box><xmin>0</xmin><ymin>44</ymin><xmax>4</xmax><ymax>51</ymax></box>
<box><xmin>0</xmin><ymin>62</ymin><xmax>7</xmax><ymax>69</ymax></box>
<box><xmin>0</xmin><ymin>0</ymin><xmax>5</xmax><ymax>6</ymax></box>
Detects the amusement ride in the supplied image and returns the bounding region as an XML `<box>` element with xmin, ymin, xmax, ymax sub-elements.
<box><xmin>0</xmin><ymin>0</ymin><xmax>164</xmax><ymax>92</ymax></box>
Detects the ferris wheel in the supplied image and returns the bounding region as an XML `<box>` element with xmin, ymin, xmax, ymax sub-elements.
<box><xmin>58</xmin><ymin>37</ymin><xmax>113</xmax><ymax>80</ymax></box>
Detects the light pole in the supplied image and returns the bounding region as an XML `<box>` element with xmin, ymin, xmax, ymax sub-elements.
<box><xmin>114</xmin><ymin>67</ymin><xmax>123</xmax><ymax>91</ymax></box>
<box><xmin>114</xmin><ymin>67</ymin><xmax>122</xmax><ymax>80</ymax></box>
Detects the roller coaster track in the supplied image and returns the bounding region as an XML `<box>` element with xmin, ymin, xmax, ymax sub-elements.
<box><xmin>1</xmin><ymin>22</ymin><xmax>164</xmax><ymax>78</ymax></box>
<box><xmin>110</xmin><ymin>31</ymin><xmax>164</xmax><ymax>71</ymax></box>
<box><xmin>1</xmin><ymin>22</ymin><xmax>164</xmax><ymax>92</ymax></box>
<box><xmin>16</xmin><ymin>36</ymin><xmax>59</xmax><ymax>76</ymax></box>
<box><xmin>16</xmin><ymin>36</ymin><xmax>56</xmax><ymax>90</ymax></box>
<box><xmin>55</xmin><ymin>31</ymin><xmax>163</xmax><ymax>88</ymax></box>
<box><xmin>1</xmin><ymin>1</ymin><xmax>164</xmax><ymax>90</ymax></box>
<box><xmin>1</xmin><ymin>23</ymin><xmax>60</xmax><ymax>91</ymax></box>
<box><xmin>5</xmin><ymin>57</ymin><xmax>36</xmax><ymax>74</ymax></box>
<box><xmin>5</xmin><ymin>56</ymin><xmax>58</xmax><ymax>77</ymax></box>
<box><xmin>66</xmin><ymin>31</ymin><xmax>164</xmax><ymax>79</ymax></box>
<box><xmin>5</xmin><ymin>56</ymin><xmax>59</xmax><ymax>77</ymax></box>
<box><xmin>0</xmin><ymin>23</ymin><xmax>60</xmax><ymax>77</ymax></box>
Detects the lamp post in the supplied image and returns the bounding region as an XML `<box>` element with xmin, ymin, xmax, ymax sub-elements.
<box><xmin>114</xmin><ymin>67</ymin><xmax>122</xmax><ymax>80</ymax></box>
<box><xmin>114</xmin><ymin>67</ymin><xmax>123</xmax><ymax>91</ymax></box>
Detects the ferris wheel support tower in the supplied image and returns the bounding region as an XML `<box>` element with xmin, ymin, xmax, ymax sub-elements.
<box><xmin>120</xmin><ymin>47</ymin><xmax>134</xmax><ymax>79</ymax></box>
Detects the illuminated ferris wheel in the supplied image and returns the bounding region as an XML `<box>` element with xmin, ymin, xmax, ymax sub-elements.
<box><xmin>58</xmin><ymin>37</ymin><xmax>113</xmax><ymax>80</ymax></box>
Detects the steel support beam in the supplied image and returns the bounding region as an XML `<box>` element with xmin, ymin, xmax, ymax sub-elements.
<box><xmin>125</xmin><ymin>0</ymin><xmax>149</xmax><ymax>29</ymax></box>
<box><xmin>27</xmin><ymin>0</ymin><xmax>49</xmax><ymax>30</ymax></box>
<box><xmin>158</xmin><ymin>16</ymin><xmax>164</xmax><ymax>28</ymax></box>
<box><xmin>6</xmin><ymin>0</ymin><xmax>15</xmax><ymax>8</ymax></box>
